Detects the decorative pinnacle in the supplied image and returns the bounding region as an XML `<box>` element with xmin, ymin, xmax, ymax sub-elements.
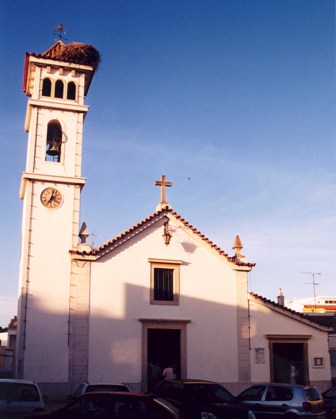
<box><xmin>232</xmin><ymin>235</ymin><xmax>245</xmax><ymax>260</ymax></box>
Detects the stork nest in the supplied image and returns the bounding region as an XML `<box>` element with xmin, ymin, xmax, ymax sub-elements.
<box><xmin>48</xmin><ymin>42</ymin><xmax>101</xmax><ymax>70</ymax></box>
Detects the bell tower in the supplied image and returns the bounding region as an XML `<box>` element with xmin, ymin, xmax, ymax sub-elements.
<box><xmin>17</xmin><ymin>41</ymin><xmax>99</xmax><ymax>394</ymax></box>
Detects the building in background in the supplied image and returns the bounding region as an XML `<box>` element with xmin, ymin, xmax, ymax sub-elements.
<box><xmin>0</xmin><ymin>316</ymin><xmax>17</xmax><ymax>378</ymax></box>
<box><xmin>286</xmin><ymin>296</ymin><xmax>336</xmax><ymax>313</ymax></box>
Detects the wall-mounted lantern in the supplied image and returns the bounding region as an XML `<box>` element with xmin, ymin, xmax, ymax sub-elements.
<box><xmin>163</xmin><ymin>221</ymin><xmax>172</xmax><ymax>245</ymax></box>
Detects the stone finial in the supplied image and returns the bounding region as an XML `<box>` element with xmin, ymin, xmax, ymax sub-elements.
<box><xmin>78</xmin><ymin>222</ymin><xmax>91</xmax><ymax>251</ymax></box>
<box><xmin>277</xmin><ymin>288</ymin><xmax>285</xmax><ymax>306</ymax></box>
<box><xmin>232</xmin><ymin>235</ymin><xmax>246</xmax><ymax>261</ymax></box>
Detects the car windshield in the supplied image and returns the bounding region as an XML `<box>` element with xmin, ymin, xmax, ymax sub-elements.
<box><xmin>306</xmin><ymin>387</ymin><xmax>322</xmax><ymax>401</ymax></box>
<box><xmin>185</xmin><ymin>383</ymin><xmax>234</xmax><ymax>403</ymax></box>
<box><xmin>63</xmin><ymin>394</ymin><xmax>158</xmax><ymax>417</ymax></box>
<box><xmin>324</xmin><ymin>387</ymin><xmax>336</xmax><ymax>398</ymax></box>
<box><xmin>0</xmin><ymin>383</ymin><xmax>40</xmax><ymax>402</ymax></box>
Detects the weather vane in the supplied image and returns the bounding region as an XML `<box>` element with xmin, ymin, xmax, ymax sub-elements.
<box><xmin>53</xmin><ymin>24</ymin><xmax>68</xmax><ymax>41</ymax></box>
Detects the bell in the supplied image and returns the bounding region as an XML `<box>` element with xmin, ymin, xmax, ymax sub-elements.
<box><xmin>46</xmin><ymin>141</ymin><xmax>60</xmax><ymax>156</ymax></box>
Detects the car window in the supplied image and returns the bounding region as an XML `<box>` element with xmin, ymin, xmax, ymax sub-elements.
<box><xmin>114</xmin><ymin>399</ymin><xmax>154</xmax><ymax>418</ymax></box>
<box><xmin>265</xmin><ymin>386</ymin><xmax>293</xmax><ymax>402</ymax></box>
<box><xmin>306</xmin><ymin>387</ymin><xmax>322</xmax><ymax>401</ymax></box>
<box><xmin>159</xmin><ymin>382</ymin><xmax>185</xmax><ymax>402</ymax></box>
<box><xmin>186</xmin><ymin>383</ymin><xmax>234</xmax><ymax>403</ymax></box>
<box><xmin>238</xmin><ymin>385</ymin><xmax>266</xmax><ymax>401</ymax></box>
<box><xmin>63</xmin><ymin>394</ymin><xmax>111</xmax><ymax>416</ymax></box>
<box><xmin>0</xmin><ymin>382</ymin><xmax>40</xmax><ymax>402</ymax></box>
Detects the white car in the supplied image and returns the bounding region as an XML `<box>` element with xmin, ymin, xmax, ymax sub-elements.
<box><xmin>0</xmin><ymin>378</ymin><xmax>45</xmax><ymax>416</ymax></box>
<box><xmin>72</xmin><ymin>381</ymin><xmax>130</xmax><ymax>399</ymax></box>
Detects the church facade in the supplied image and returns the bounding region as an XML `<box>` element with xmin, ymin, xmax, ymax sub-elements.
<box><xmin>16</xmin><ymin>41</ymin><xmax>331</xmax><ymax>400</ymax></box>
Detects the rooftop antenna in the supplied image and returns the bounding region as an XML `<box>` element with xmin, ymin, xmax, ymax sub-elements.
<box><xmin>54</xmin><ymin>24</ymin><xmax>68</xmax><ymax>41</ymax></box>
<box><xmin>301</xmin><ymin>271</ymin><xmax>321</xmax><ymax>312</ymax></box>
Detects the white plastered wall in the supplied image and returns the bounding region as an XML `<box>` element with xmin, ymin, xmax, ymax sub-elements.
<box><xmin>88</xmin><ymin>216</ymin><xmax>242</xmax><ymax>387</ymax></box>
<box><xmin>249</xmin><ymin>297</ymin><xmax>331</xmax><ymax>387</ymax></box>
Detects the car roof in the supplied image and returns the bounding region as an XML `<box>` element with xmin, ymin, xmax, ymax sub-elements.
<box><xmin>86</xmin><ymin>383</ymin><xmax>128</xmax><ymax>386</ymax></box>
<box><xmin>82</xmin><ymin>391</ymin><xmax>150</xmax><ymax>397</ymax></box>
<box><xmin>164</xmin><ymin>379</ymin><xmax>218</xmax><ymax>384</ymax></box>
<box><xmin>244</xmin><ymin>383</ymin><xmax>307</xmax><ymax>389</ymax></box>
<box><xmin>0</xmin><ymin>379</ymin><xmax>37</xmax><ymax>385</ymax></box>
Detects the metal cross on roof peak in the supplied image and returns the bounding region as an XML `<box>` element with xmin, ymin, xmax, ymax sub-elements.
<box><xmin>155</xmin><ymin>175</ymin><xmax>172</xmax><ymax>210</ymax></box>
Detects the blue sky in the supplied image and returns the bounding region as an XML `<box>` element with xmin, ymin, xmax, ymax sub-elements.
<box><xmin>0</xmin><ymin>0</ymin><xmax>335</xmax><ymax>326</ymax></box>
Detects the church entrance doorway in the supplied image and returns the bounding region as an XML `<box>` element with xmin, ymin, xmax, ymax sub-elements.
<box><xmin>268</xmin><ymin>337</ymin><xmax>309</xmax><ymax>385</ymax></box>
<box><xmin>140</xmin><ymin>319</ymin><xmax>189</xmax><ymax>391</ymax></box>
<box><xmin>147</xmin><ymin>329</ymin><xmax>180</xmax><ymax>389</ymax></box>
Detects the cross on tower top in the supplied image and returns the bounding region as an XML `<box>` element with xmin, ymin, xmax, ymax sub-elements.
<box><xmin>155</xmin><ymin>175</ymin><xmax>172</xmax><ymax>211</ymax></box>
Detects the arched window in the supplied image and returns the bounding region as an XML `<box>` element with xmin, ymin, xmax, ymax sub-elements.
<box><xmin>55</xmin><ymin>80</ymin><xmax>64</xmax><ymax>98</ymax></box>
<box><xmin>42</xmin><ymin>78</ymin><xmax>52</xmax><ymax>97</ymax></box>
<box><xmin>67</xmin><ymin>82</ymin><xmax>76</xmax><ymax>100</ymax></box>
<box><xmin>46</xmin><ymin>121</ymin><xmax>62</xmax><ymax>162</ymax></box>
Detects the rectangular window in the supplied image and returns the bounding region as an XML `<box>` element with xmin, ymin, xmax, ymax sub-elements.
<box><xmin>149</xmin><ymin>259</ymin><xmax>182</xmax><ymax>305</ymax></box>
<box><xmin>154</xmin><ymin>268</ymin><xmax>174</xmax><ymax>301</ymax></box>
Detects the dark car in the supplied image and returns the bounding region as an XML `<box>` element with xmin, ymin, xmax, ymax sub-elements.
<box><xmin>151</xmin><ymin>379</ymin><xmax>256</xmax><ymax>419</ymax></box>
<box><xmin>322</xmin><ymin>386</ymin><xmax>336</xmax><ymax>418</ymax></box>
<box><xmin>24</xmin><ymin>391</ymin><xmax>181</xmax><ymax>418</ymax></box>
<box><xmin>237</xmin><ymin>383</ymin><xmax>326</xmax><ymax>418</ymax></box>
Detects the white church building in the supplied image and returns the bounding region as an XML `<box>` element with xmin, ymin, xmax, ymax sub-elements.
<box><xmin>16</xmin><ymin>41</ymin><xmax>332</xmax><ymax>400</ymax></box>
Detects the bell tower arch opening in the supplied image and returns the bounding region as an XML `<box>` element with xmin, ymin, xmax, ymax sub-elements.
<box><xmin>46</xmin><ymin>120</ymin><xmax>62</xmax><ymax>162</ymax></box>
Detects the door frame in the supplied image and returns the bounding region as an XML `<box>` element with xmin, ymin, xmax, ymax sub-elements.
<box><xmin>267</xmin><ymin>334</ymin><xmax>310</xmax><ymax>385</ymax></box>
<box><xmin>139</xmin><ymin>319</ymin><xmax>189</xmax><ymax>391</ymax></box>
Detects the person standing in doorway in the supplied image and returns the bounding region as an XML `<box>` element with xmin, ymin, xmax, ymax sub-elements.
<box><xmin>162</xmin><ymin>365</ymin><xmax>175</xmax><ymax>380</ymax></box>
<box><xmin>290</xmin><ymin>364</ymin><xmax>297</xmax><ymax>384</ymax></box>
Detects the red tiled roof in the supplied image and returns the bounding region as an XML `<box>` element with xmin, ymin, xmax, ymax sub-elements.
<box><xmin>23</xmin><ymin>42</ymin><xmax>64</xmax><ymax>93</ymax></box>
<box><xmin>72</xmin><ymin>207</ymin><xmax>255</xmax><ymax>268</ymax></box>
<box><xmin>250</xmin><ymin>292</ymin><xmax>332</xmax><ymax>330</ymax></box>
<box><xmin>22</xmin><ymin>41</ymin><xmax>99</xmax><ymax>95</ymax></box>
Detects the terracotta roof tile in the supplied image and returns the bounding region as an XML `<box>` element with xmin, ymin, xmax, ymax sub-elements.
<box><xmin>250</xmin><ymin>292</ymin><xmax>332</xmax><ymax>330</ymax></box>
<box><xmin>72</xmin><ymin>207</ymin><xmax>255</xmax><ymax>268</ymax></box>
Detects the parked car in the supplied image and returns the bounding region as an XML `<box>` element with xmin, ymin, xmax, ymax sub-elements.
<box><xmin>25</xmin><ymin>391</ymin><xmax>182</xmax><ymax>418</ymax></box>
<box><xmin>151</xmin><ymin>378</ymin><xmax>256</xmax><ymax>419</ymax></box>
<box><xmin>0</xmin><ymin>378</ymin><xmax>45</xmax><ymax>417</ymax></box>
<box><xmin>237</xmin><ymin>383</ymin><xmax>326</xmax><ymax>418</ymax></box>
<box><xmin>322</xmin><ymin>386</ymin><xmax>336</xmax><ymax>418</ymax></box>
<box><xmin>71</xmin><ymin>382</ymin><xmax>130</xmax><ymax>399</ymax></box>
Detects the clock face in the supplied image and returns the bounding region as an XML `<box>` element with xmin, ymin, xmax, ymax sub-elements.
<box><xmin>40</xmin><ymin>187</ymin><xmax>63</xmax><ymax>208</ymax></box>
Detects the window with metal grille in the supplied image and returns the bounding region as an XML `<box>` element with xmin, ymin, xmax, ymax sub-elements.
<box><xmin>154</xmin><ymin>268</ymin><xmax>174</xmax><ymax>301</ymax></box>
<box><xmin>149</xmin><ymin>259</ymin><xmax>181</xmax><ymax>305</ymax></box>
